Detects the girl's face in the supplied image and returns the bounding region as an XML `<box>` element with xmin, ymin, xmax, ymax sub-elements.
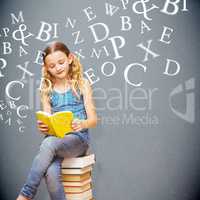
<box><xmin>44</xmin><ymin>50</ymin><xmax>73</xmax><ymax>80</ymax></box>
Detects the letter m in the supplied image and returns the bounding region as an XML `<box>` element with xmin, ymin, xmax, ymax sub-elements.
<box><xmin>11</xmin><ymin>11</ymin><xmax>24</xmax><ymax>24</ymax></box>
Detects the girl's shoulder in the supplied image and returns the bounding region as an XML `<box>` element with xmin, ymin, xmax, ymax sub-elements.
<box><xmin>79</xmin><ymin>78</ymin><xmax>94</xmax><ymax>103</ymax></box>
<box><xmin>81</xmin><ymin>78</ymin><xmax>90</xmax><ymax>90</ymax></box>
<box><xmin>79</xmin><ymin>78</ymin><xmax>91</xmax><ymax>96</ymax></box>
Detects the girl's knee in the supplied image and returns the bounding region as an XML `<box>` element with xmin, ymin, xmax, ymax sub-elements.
<box><xmin>39</xmin><ymin>136</ymin><xmax>57</xmax><ymax>152</ymax></box>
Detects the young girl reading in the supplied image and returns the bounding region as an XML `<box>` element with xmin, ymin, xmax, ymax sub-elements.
<box><xmin>16</xmin><ymin>41</ymin><xmax>98</xmax><ymax>200</ymax></box>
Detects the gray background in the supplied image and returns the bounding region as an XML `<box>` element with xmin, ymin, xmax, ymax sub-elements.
<box><xmin>0</xmin><ymin>0</ymin><xmax>200</xmax><ymax>199</ymax></box>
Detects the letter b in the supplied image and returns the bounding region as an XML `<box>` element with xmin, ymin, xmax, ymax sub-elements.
<box><xmin>161</xmin><ymin>0</ymin><xmax>188</xmax><ymax>15</ymax></box>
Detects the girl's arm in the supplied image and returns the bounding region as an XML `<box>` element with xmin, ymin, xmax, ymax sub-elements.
<box><xmin>80</xmin><ymin>78</ymin><xmax>98</xmax><ymax>129</ymax></box>
<box><xmin>72</xmin><ymin>79</ymin><xmax>97</xmax><ymax>131</ymax></box>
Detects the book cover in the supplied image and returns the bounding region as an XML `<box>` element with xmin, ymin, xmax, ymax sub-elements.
<box><xmin>62</xmin><ymin>171</ymin><xmax>91</xmax><ymax>182</ymax></box>
<box><xmin>64</xmin><ymin>182</ymin><xmax>91</xmax><ymax>193</ymax></box>
<box><xmin>62</xmin><ymin>154</ymin><xmax>95</xmax><ymax>168</ymax></box>
<box><xmin>62</xmin><ymin>177</ymin><xmax>92</xmax><ymax>187</ymax></box>
<box><xmin>61</xmin><ymin>165</ymin><xmax>93</xmax><ymax>175</ymax></box>
<box><xmin>66</xmin><ymin>188</ymin><xmax>92</xmax><ymax>198</ymax></box>
<box><xmin>36</xmin><ymin>110</ymin><xmax>74</xmax><ymax>138</ymax></box>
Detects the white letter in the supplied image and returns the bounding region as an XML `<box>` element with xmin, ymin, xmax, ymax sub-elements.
<box><xmin>137</xmin><ymin>40</ymin><xmax>160</xmax><ymax>62</ymax></box>
<box><xmin>10</xmin><ymin>11</ymin><xmax>24</xmax><ymax>24</ymax></box>
<box><xmin>72</xmin><ymin>31</ymin><xmax>84</xmax><ymax>45</ymax></box>
<box><xmin>182</xmin><ymin>0</ymin><xmax>188</xmax><ymax>11</ymax></box>
<box><xmin>89</xmin><ymin>23</ymin><xmax>109</xmax><ymax>43</ymax></box>
<box><xmin>34</xmin><ymin>50</ymin><xmax>44</xmax><ymax>65</ymax></box>
<box><xmin>141</xmin><ymin>20</ymin><xmax>151</xmax><ymax>34</ymax></box>
<box><xmin>39</xmin><ymin>78</ymin><xmax>52</xmax><ymax>92</ymax></box>
<box><xmin>2</xmin><ymin>28</ymin><xmax>9</xmax><ymax>37</ymax></box>
<box><xmin>120</xmin><ymin>16</ymin><xmax>132</xmax><ymax>31</ymax></box>
<box><xmin>84</xmin><ymin>68</ymin><xmax>100</xmax><ymax>85</ymax></box>
<box><xmin>120</xmin><ymin>0</ymin><xmax>129</xmax><ymax>10</ymax></box>
<box><xmin>108</xmin><ymin>36</ymin><xmax>126</xmax><ymax>59</ymax></box>
<box><xmin>101</xmin><ymin>62</ymin><xmax>116</xmax><ymax>77</ymax></box>
<box><xmin>65</xmin><ymin>18</ymin><xmax>76</xmax><ymax>28</ymax></box>
<box><xmin>163</xmin><ymin>59</ymin><xmax>181</xmax><ymax>76</ymax></box>
<box><xmin>17</xmin><ymin>105</ymin><xmax>29</xmax><ymax>118</ymax></box>
<box><xmin>161</xmin><ymin>0</ymin><xmax>181</xmax><ymax>15</ymax></box>
<box><xmin>159</xmin><ymin>26</ymin><xmax>174</xmax><ymax>44</ymax></box>
<box><xmin>90</xmin><ymin>46</ymin><xmax>109</xmax><ymax>59</ymax></box>
<box><xmin>124</xmin><ymin>63</ymin><xmax>146</xmax><ymax>87</ymax></box>
<box><xmin>19</xmin><ymin>46</ymin><xmax>28</xmax><ymax>57</ymax></box>
<box><xmin>5</xmin><ymin>81</ymin><xmax>24</xmax><ymax>100</ymax></box>
<box><xmin>105</xmin><ymin>3</ymin><xmax>119</xmax><ymax>16</ymax></box>
<box><xmin>16</xmin><ymin>61</ymin><xmax>34</xmax><ymax>81</ymax></box>
<box><xmin>0</xmin><ymin>58</ymin><xmax>7</xmax><ymax>77</ymax></box>
<box><xmin>83</xmin><ymin>7</ymin><xmax>96</xmax><ymax>22</ymax></box>
<box><xmin>3</xmin><ymin>42</ymin><xmax>12</xmax><ymax>55</ymax></box>
<box><xmin>36</xmin><ymin>22</ymin><xmax>52</xmax><ymax>42</ymax></box>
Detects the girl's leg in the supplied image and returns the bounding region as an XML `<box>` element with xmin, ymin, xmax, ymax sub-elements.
<box><xmin>44</xmin><ymin>157</ymin><xmax>66</xmax><ymax>200</ymax></box>
<box><xmin>18</xmin><ymin>133</ymin><xmax>89</xmax><ymax>199</ymax></box>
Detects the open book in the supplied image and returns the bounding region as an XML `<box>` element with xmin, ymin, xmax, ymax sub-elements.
<box><xmin>36</xmin><ymin>111</ymin><xmax>74</xmax><ymax>138</ymax></box>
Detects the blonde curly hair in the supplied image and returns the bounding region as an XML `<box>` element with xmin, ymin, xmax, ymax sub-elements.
<box><xmin>39</xmin><ymin>41</ymin><xmax>85</xmax><ymax>108</ymax></box>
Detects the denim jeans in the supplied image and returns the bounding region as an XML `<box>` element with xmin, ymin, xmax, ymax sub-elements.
<box><xmin>19</xmin><ymin>133</ymin><xmax>89</xmax><ymax>200</ymax></box>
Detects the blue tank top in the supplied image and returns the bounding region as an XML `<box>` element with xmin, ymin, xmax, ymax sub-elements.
<box><xmin>49</xmin><ymin>87</ymin><xmax>90</xmax><ymax>145</ymax></box>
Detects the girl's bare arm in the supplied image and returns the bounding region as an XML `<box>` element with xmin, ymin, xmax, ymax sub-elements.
<box><xmin>81</xmin><ymin>78</ymin><xmax>98</xmax><ymax>129</ymax></box>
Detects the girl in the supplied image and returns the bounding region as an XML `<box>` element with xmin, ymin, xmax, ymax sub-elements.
<box><xmin>16</xmin><ymin>41</ymin><xmax>98</xmax><ymax>200</ymax></box>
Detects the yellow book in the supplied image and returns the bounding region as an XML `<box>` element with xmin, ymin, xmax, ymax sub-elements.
<box><xmin>36</xmin><ymin>111</ymin><xmax>74</xmax><ymax>138</ymax></box>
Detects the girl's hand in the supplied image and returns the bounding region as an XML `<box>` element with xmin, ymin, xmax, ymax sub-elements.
<box><xmin>37</xmin><ymin>120</ymin><xmax>49</xmax><ymax>135</ymax></box>
<box><xmin>71</xmin><ymin>119</ymin><xmax>84</xmax><ymax>132</ymax></box>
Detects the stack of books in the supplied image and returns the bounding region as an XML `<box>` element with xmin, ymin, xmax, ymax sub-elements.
<box><xmin>61</xmin><ymin>154</ymin><xmax>95</xmax><ymax>200</ymax></box>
